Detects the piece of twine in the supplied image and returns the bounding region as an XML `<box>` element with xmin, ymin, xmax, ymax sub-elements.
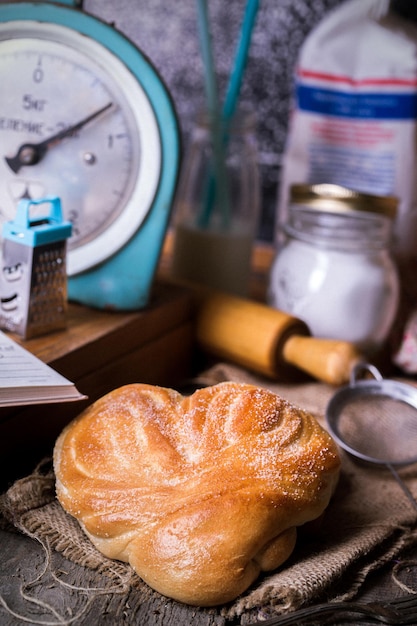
<box><xmin>0</xmin><ymin>459</ymin><xmax>135</xmax><ymax>626</ymax></box>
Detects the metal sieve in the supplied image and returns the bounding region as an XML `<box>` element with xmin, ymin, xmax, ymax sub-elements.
<box><xmin>326</xmin><ymin>363</ymin><xmax>417</xmax><ymax>511</ymax></box>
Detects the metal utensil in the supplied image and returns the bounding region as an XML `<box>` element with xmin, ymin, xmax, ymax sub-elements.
<box><xmin>250</xmin><ymin>593</ymin><xmax>417</xmax><ymax>625</ymax></box>
<box><xmin>326</xmin><ymin>363</ymin><xmax>417</xmax><ymax>511</ymax></box>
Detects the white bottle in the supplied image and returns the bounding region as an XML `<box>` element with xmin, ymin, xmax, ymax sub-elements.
<box><xmin>268</xmin><ymin>184</ymin><xmax>400</xmax><ymax>353</ymax></box>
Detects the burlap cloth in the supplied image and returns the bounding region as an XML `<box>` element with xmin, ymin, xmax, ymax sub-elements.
<box><xmin>1</xmin><ymin>362</ymin><xmax>417</xmax><ymax>623</ymax></box>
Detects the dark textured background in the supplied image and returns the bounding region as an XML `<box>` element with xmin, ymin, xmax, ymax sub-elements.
<box><xmin>84</xmin><ymin>0</ymin><xmax>346</xmax><ymax>240</ymax></box>
<box><xmin>2</xmin><ymin>0</ymin><xmax>415</xmax><ymax>239</ymax></box>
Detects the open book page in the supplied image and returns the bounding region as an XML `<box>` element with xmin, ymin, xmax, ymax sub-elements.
<box><xmin>0</xmin><ymin>330</ymin><xmax>87</xmax><ymax>406</ymax></box>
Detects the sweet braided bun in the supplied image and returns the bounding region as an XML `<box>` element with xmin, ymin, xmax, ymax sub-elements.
<box><xmin>53</xmin><ymin>382</ymin><xmax>340</xmax><ymax>606</ymax></box>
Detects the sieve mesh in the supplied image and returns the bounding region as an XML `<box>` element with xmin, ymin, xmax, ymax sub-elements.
<box><xmin>326</xmin><ymin>364</ymin><xmax>417</xmax><ymax>511</ymax></box>
<box><xmin>330</xmin><ymin>393</ymin><xmax>417</xmax><ymax>464</ymax></box>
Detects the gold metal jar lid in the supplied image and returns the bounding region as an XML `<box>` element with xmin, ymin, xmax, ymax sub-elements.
<box><xmin>290</xmin><ymin>183</ymin><xmax>398</xmax><ymax>219</ymax></box>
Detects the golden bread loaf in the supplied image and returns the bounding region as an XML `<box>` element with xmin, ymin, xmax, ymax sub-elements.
<box><xmin>53</xmin><ymin>381</ymin><xmax>340</xmax><ymax>606</ymax></box>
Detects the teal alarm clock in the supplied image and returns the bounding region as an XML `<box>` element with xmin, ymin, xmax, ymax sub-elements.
<box><xmin>0</xmin><ymin>1</ymin><xmax>180</xmax><ymax>310</ymax></box>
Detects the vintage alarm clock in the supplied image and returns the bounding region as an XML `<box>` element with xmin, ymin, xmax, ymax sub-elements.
<box><xmin>0</xmin><ymin>1</ymin><xmax>180</xmax><ymax>310</ymax></box>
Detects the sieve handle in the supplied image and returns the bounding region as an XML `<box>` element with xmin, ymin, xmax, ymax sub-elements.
<box><xmin>350</xmin><ymin>362</ymin><xmax>383</xmax><ymax>386</ymax></box>
<box><xmin>387</xmin><ymin>463</ymin><xmax>417</xmax><ymax>511</ymax></box>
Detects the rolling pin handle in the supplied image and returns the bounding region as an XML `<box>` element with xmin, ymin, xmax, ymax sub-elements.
<box><xmin>282</xmin><ymin>335</ymin><xmax>362</xmax><ymax>386</ymax></box>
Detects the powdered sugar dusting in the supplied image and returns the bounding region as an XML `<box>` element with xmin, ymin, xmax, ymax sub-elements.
<box><xmin>53</xmin><ymin>381</ymin><xmax>341</xmax><ymax>606</ymax></box>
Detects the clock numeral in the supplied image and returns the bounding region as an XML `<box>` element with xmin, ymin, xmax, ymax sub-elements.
<box><xmin>108</xmin><ymin>133</ymin><xmax>126</xmax><ymax>148</ymax></box>
<box><xmin>32</xmin><ymin>67</ymin><xmax>43</xmax><ymax>84</ymax></box>
<box><xmin>32</xmin><ymin>58</ymin><xmax>44</xmax><ymax>84</ymax></box>
<box><xmin>67</xmin><ymin>210</ymin><xmax>80</xmax><ymax>236</ymax></box>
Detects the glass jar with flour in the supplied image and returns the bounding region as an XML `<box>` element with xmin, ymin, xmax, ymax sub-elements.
<box><xmin>268</xmin><ymin>184</ymin><xmax>399</xmax><ymax>353</ymax></box>
<box><xmin>170</xmin><ymin>109</ymin><xmax>260</xmax><ymax>297</ymax></box>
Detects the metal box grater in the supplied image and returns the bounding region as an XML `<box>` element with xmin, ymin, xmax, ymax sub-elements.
<box><xmin>0</xmin><ymin>196</ymin><xmax>72</xmax><ymax>339</ymax></box>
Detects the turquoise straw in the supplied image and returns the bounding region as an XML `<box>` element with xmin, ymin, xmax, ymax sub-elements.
<box><xmin>195</xmin><ymin>0</ymin><xmax>219</xmax><ymax>121</ymax></box>
<box><xmin>195</xmin><ymin>0</ymin><xmax>231</xmax><ymax>227</ymax></box>
<box><xmin>223</xmin><ymin>0</ymin><xmax>259</xmax><ymax>122</ymax></box>
<box><xmin>197</xmin><ymin>0</ymin><xmax>260</xmax><ymax>228</ymax></box>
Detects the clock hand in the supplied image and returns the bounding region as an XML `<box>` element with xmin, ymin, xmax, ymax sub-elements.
<box><xmin>5</xmin><ymin>101</ymin><xmax>114</xmax><ymax>173</ymax></box>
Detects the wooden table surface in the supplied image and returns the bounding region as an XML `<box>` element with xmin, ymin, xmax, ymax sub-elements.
<box><xmin>1</xmin><ymin>521</ymin><xmax>415</xmax><ymax>626</ymax></box>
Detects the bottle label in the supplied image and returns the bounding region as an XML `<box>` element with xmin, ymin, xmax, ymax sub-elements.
<box><xmin>278</xmin><ymin>0</ymin><xmax>417</xmax><ymax>256</ymax></box>
<box><xmin>288</xmin><ymin>71</ymin><xmax>417</xmax><ymax>200</ymax></box>
<box><xmin>297</xmin><ymin>79</ymin><xmax>417</xmax><ymax>120</ymax></box>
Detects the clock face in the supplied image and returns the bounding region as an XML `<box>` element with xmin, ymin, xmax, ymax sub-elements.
<box><xmin>0</xmin><ymin>19</ymin><xmax>162</xmax><ymax>276</ymax></box>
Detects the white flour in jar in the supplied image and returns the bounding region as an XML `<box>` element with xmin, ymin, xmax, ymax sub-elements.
<box><xmin>268</xmin><ymin>237</ymin><xmax>399</xmax><ymax>351</ymax></box>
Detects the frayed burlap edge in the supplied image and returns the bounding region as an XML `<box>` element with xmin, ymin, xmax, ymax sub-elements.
<box><xmin>197</xmin><ymin>364</ymin><xmax>417</xmax><ymax>620</ymax></box>
<box><xmin>228</xmin><ymin>524</ymin><xmax>417</xmax><ymax>622</ymax></box>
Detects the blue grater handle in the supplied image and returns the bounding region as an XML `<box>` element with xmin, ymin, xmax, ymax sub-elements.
<box><xmin>3</xmin><ymin>196</ymin><xmax>72</xmax><ymax>246</ymax></box>
<box><xmin>14</xmin><ymin>196</ymin><xmax>64</xmax><ymax>227</ymax></box>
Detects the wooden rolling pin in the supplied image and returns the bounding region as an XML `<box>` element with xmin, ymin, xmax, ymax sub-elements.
<box><xmin>193</xmin><ymin>290</ymin><xmax>362</xmax><ymax>385</ymax></box>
